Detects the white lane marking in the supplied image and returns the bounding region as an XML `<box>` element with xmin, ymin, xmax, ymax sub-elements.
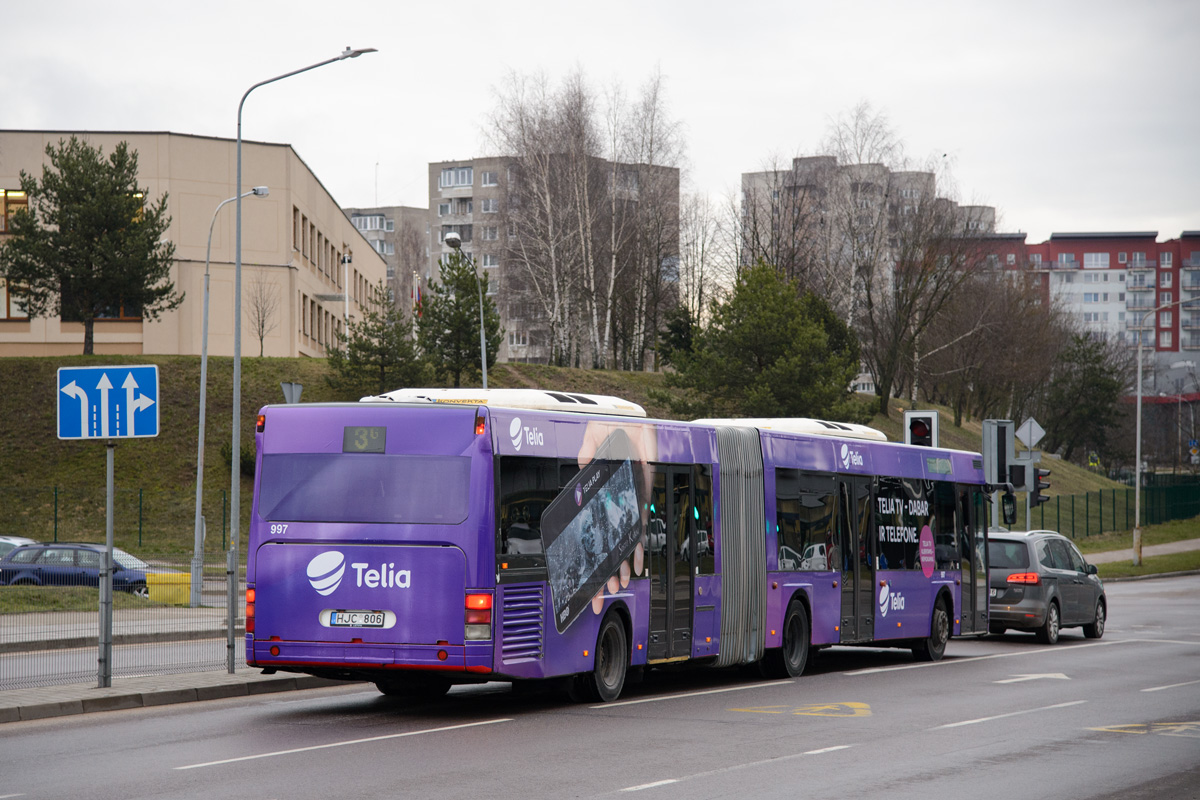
<box><xmin>1142</xmin><ymin>678</ymin><xmax>1200</xmax><ymax>693</ymax></box>
<box><xmin>618</xmin><ymin>743</ymin><xmax>854</xmax><ymax>792</ymax></box>
<box><xmin>851</xmin><ymin>641</ymin><xmax>1119</xmax><ymax>675</ymax></box>
<box><xmin>932</xmin><ymin>700</ymin><xmax>1086</xmax><ymax>729</ymax></box>
<box><xmin>592</xmin><ymin>680</ymin><xmax>793</xmax><ymax>708</ymax></box>
<box><xmin>0</xmin><ymin>794</ymin><xmax>27</xmax><ymax>798</ymax></box>
<box><xmin>994</xmin><ymin>672</ymin><xmax>1070</xmax><ymax>684</ymax></box>
<box><xmin>174</xmin><ymin>718</ymin><xmax>512</xmax><ymax>770</ymax></box>
<box><xmin>622</xmin><ymin>780</ymin><xmax>680</xmax><ymax>792</ymax></box>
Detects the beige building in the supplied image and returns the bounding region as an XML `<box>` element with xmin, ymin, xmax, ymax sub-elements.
<box><xmin>0</xmin><ymin>130</ymin><xmax>387</xmax><ymax>357</ymax></box>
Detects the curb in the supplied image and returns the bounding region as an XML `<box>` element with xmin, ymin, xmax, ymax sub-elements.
<box><xmin>0</xmin><ymin>674</ymin><xmax>351</xmax><ymax>724</ymax></box>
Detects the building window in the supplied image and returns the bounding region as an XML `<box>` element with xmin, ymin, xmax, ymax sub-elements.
<box><xmin>1161</xmin><ymin>292</ymin><xmax>1173</xmax><ymax>305</ymax></box>
<box><xmin>1083</xmin><ymin>253</ymin><xmax>1109</xmax><ymax>269</ymax></box>
<box><xmin>386</xmin><ymin>219</ymin><xmax>394</xmax><ymax>232</ymax></box>
<box><xmin>0</xmin><ymin>280</ymin><xmax>29</xmax><ymax>320</ymax></box>
<box><xmin>1132</xmin><ymin>252</ymin><xmax>1147</xmax><ymax>266</ymax></box>
<box><xmin>1160</xmin><ymin>331</ymin><xmax>1173</xmax><ymax>348</ymax></box>
<box><xmin>1029</xmin><ymin>253</ymin><xmax>1042</xmax><ymax>265</ymax></box>
<box><xmin>508</xmin><ymin>330</ymin><xmax>527</xmax><ymax>347</ymax></box>
<box><xmin>482</xmin><ymin>226</ymin><xmax>499</xmax><ymax>241</ymax></box>
<box><xmin>1162</xmin><ymin>272</ymin><xmax>1173</xmax><ymax>288</ymax></box>
<box><xmin>482</xmin><ymin>253</ymin><xmax>499</xmax><ymax>268</ymax></box>
<box><xmin>1160</xmin><ymin>311</ymin><xmax>1173</xmax><ymax>327</ymax></box>
<box><xmin>1161</xmin><ymin>252</ymin><xmax>1173</xmax><ymax>267</ymax></box>
<box><xmin>1118</xmin><ymin>252</ymin><xmax>1127</xmax><ymax>264</ymax></box>
<box><xmin>1006</xmin><ymin>253</ymin><xmax>1016</xmax><ymax>265</ymax></box>
<box><xmin>480</xmin><ymin>198</ymin><xmax>499</xmax><ymax>214</ymax></box>
<box><xmin>481</xmin><ymin>171</ymin><xmax>499</xmax><ymax>186</ymax></box>
<box><xmin>438</xmin><ymin>202</ymin><xmax>450</xmax><ymax>217</ymax></box>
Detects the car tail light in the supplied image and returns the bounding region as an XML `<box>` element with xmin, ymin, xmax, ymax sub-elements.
<box><xmin>465</xmin><ymin>592</ymin><xmax>492</xmax><ymax>640</ymax></box>
<box><xmin>1006</xmin><ymin>572</ymin><xmax>1041</xmax><ymax>585</ymax></box>
<box><xmin>246</xmin><ymin>587</ymin><xmax>256</xmax><ymax>633</ymax></box>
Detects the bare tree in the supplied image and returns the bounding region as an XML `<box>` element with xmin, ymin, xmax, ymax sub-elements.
<box><xmin>394</xmin><ymin>217</ymin><xmax>426</xmax><ymax>323</ymax></box>
<box><xmin>246</xmin><ymin>268</ymin><xmax>280</xmax><ymax>356</ymax></box>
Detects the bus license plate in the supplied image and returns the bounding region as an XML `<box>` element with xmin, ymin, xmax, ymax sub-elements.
<box><xmin>329</xmin><ymin>610</ymin><xmax>385</xmax><ymax>628</ymax></box>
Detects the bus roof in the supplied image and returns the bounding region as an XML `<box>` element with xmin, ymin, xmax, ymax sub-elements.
<box><xmin>361</xmin><ymin>387</ymin><xmax>647</xmax><ymax>418</ymax></box>
<box><xmin>693</xmin><ymin>417</ymin><xmax>888</xmax><ymax>442</ymax></box>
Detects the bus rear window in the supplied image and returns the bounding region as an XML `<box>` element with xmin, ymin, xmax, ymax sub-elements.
<box><xmin>257</xmin><ymin>453</ymin><xmax>471</xmax><ymax>524</ymax></box>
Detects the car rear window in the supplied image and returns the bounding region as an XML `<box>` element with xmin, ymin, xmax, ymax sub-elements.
<box><xmin>988</xmin><ymin>540</ymin><xmax>1030</xmax><ymax>569</ymax></box>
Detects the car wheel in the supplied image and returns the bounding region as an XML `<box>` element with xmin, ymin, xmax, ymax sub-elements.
<box><xmin>913</xmin><ymin>598</ymin><xmax>949</xmax><ymax>662</ymax></box>
<box><xmin>1083</xmin><ymin>600</ymin><xmax>1106</xmax><ymax>639</ymax></box>
<box><xmin>1036</xmin><ymin>601</ymin><xmax>1060</xmax><ymax>644</ymax></box>
<box><xmin>988</xmin><ymin>624</ymin><xmax>1007</xmax><ymax>636</ymax></box>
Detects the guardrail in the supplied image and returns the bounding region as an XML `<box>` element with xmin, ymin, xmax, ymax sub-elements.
<box><xmin>1</xmin><ymin>554</ymin><xmax>242</xmax><ymax>691</ymax></box>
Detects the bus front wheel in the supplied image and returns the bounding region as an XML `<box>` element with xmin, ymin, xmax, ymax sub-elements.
<box><xmin>569</xmin><ymin>614</ymin><xmax>628</xmax><ymax>703</ymax></box>
<box><xmin>912</xmin><ymin>598</ymin><xmax>949</xmax><ymax>662</ymax></box>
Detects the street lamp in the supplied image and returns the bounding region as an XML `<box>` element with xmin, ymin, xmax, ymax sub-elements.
<box><xmin>191</xmin><ymin>187</ymin><xmax>267</xmax><ymax>608</ymax></box>
<box><xmin>444</xmin><ymin>231</ymin><xmax>488</xmax><ymax>389</ymax></box>
<box><xmin>230</xmin><ymin>46</ymin><xmax>375</xmax><ymax>671</ymax></box>
<box><xmin>1132</xmin><ymin>295</ymin><xmax>1194</xmax><ymax>565</ymax></box>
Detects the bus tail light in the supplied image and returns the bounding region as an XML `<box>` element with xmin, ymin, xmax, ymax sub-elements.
<box><xmin>475</xmin><ymin>414</ymin><xmax>487</xmax><ymax>435</ymax></box>
<box><xmin>1006</xmin><ymin>572</ymin><xmax>1041</xmax><ymax>585</ymax></box>
<box><xmin>256</xmin><ymin>414</ymin><xmax>266</xmax><ymax>432</ymax></box>
<box><xmin>465</xmin><ymin>592</ymin><xmax>492</xmax><ymax>640</ymax></box>
<box><xmin>246</xmin><ymin>587</ymin><xmax>256</xmax><ymax>634</ymax></box>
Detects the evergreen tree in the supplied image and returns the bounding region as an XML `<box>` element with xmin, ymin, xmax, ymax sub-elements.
<box><xmin>660</xmin><ymin>261</ymin><xmax>869</xmax><ymax>422</ymax></box>
<box><xmin>326</xmin><ymin>281</ymin><xmax>432</xmax><ymax>399</ymax></box>
<box><xmin>416</xmin><ymin>249</ymin><xmax>502</xmax><ymax>387</ymax></box>
<box><xmin>1041</xmin><ymin>334</ymin><xmax>1127</xmax><ymax>462</ymax></box>
<box><xmin>0</xmin><ymin>137</ymin><xmax>181</xmax><ymax>354</ymax></box>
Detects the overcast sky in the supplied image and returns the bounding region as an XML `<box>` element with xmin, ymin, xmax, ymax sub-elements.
<box><xmin>4</xmin><ymin>0</ymin><xmax>1197</xmax><ymax>243</ymax></box>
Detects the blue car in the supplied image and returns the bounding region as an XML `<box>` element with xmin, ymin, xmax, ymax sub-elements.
<box><xmin>0</xmin><ymin>543</ymin><xmax>152</xmax><ymax>598</ymax></box>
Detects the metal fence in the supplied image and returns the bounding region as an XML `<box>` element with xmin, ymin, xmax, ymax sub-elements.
<box><xmin>0</xmin><ymin>554</ymin><xmax>243</xmax><ymax>691</ymax></box>
<box><xmin>1016</xmin><ymin>484</ymin><xmax>1200</xmax><ymax>539</ymax></box>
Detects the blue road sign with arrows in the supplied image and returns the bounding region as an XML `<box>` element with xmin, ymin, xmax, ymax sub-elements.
<box><xmin>57</xmin><ymin>365</ymin><xmax>160</xmax><ymax>440</ymax></box>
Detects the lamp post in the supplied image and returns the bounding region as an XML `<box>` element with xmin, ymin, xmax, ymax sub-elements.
<box><xmin>191</xmin><ymin>188</ymin><xmax>267</xmax><ymax>608</ymax></box>
<box><xmin>444</xmin><ymin>231</ymin><xmax>488</xmax><ymax>389</ymax></box>
<box><xmin>1133</xmin><ymin>296</ymin><xmax>1192</xmax><ymax>565</ymax></box>
<box><xmin>230</xmin><ymin>47</ymin><xmax>375</xmax><ymax>671</ymax></box>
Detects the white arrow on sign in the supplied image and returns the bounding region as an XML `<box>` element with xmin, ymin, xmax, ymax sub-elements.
<box><xmin>122</xmin><ymin>373</ymin><xmax>155</xmax><ymax>437</ymax></box>
<box><xmin>96</xmin><ymin>373</ymin><xmax>114</xmax><ymax>437</ymax></box>
<box><xmin>61</xmin><ymin>380</ymin><xmax>90</xmax><ymax>437</ymax></box>
<box><xmin>994</xmin><ymin>673</ymin><xmax>1070</xmax><ymax>684</ymax></box>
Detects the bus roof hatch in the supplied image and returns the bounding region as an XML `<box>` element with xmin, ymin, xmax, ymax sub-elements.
<box><xmin>362</xmin><ymin>388</ymin><xmax>647</xmax><ymax>418</ymax></box>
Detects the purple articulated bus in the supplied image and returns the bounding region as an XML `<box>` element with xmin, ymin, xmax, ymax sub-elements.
<box><xmin>245</xmin><ymin>388</ymin><xmax>991</xmax><ymax>702</ymax></box>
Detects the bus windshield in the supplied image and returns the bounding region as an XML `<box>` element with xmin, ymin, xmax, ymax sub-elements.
<box><xmin>256</xmin><ymin>453</ymin><xmax>471</xmax><ymax>524</ymax></box>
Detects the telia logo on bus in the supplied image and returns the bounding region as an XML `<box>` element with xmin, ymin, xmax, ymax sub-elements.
<box><xmin>307</xmin><ymin>551</ymin><xmax>347</xmax><ymax>596</ymax></box>
<box><xmin>878</xmin><ymin>583</ymin><xmax>906</xmax><ymax>618</ymax></box>
<box><xmin>840</xmin><ymin>444</ymin><xmax>864</xmax><ymax>470</ymax></box>
<box><xmin>306</xmin><ymin>550</ymin><xmax>412</xmax><ymax>595</ymax></box>
<box><xmin>508</xmin><ymin>417</ymin><xmax>545</xmax><ymax>452</ymax></box>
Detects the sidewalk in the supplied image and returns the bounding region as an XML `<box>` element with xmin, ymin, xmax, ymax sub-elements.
<box><xmin>0</xmin><ymin>668</ymin><xmax>352</xmax><ymax>723</ymax></box>
<box><xmin>3</xmin><ymin>537</ymin><xmax>1199</xmax><ymax>725</ymax></box>
<box><xmin>1085</xmin><ymin>537</ymin><xmax>1200</xmax><ymax>564</ymax></box>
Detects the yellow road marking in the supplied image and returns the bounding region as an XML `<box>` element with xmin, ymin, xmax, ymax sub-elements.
<box><xmin>730</xmin><ymin>702</ymin><xmax>872</xmax><ymax>717</ymax></box>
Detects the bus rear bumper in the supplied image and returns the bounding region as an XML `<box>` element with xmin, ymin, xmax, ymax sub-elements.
<box><xmin>247</xmin><ymin>639</ymin><xmax>493</xmax><ymax>674</ymax></box>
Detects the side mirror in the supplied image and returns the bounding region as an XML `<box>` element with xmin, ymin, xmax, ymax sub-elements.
<box><xmin>1087</xmin><ymin>564</ymin><xmax>1099</xmax><ymax>575</ymax></box>
<box><xmin>1001</xmin><ymin>491</ymin><xmax>1017</xmax><ymax>526</ymax></box>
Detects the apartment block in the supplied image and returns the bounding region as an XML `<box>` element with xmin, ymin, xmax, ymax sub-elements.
<box><xmin>0</xmin><ymin>130</ymin><xmax>387</xmax><ymax>358</ymax></box>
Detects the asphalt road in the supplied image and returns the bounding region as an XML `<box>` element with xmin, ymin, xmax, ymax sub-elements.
<box><xmin>2</xmin><ymin>576</ymin><xmax>1197</xmax><ymax>800</ymax></box>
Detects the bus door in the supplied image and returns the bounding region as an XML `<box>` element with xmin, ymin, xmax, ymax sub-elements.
<box><xmin>838</xmin><ymin>476</ymin><xmax>875</xmax><ymax>642</ymax></box>
<box><xmin>647</xmin><ymin>465</ymin><xmax>695</xmax><ymax>661</ymax></box>
<box><xmin>953</xmin><ymin>487</ymin><xmax>989</xmax><ymax>634</ymax></box>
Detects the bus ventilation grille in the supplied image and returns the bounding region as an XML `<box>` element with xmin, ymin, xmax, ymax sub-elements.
<box><xmin>501</xmin><ymin>585</ymin><xmax>545</xmax><ymax>663</ymax></box>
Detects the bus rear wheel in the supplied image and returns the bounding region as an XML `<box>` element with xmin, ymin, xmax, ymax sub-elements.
<box><xmin>912</xmin><ymin>598</ymin><xmax>949</xmax><ymax>662</ymax></box>
<box><xmin>570</xmin><ymin>614</ymin><xmax>628</xmax><ymax>703</ymax></box>
<box><xmin>760</xmin><ymin>600</ymin><xmax>810</xmax><ymax>678</ymax></box>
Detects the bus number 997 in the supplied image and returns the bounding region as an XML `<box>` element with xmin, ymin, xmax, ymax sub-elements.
<box><xmin>269</xmin><ymin>523</ymin><xmax>289</xmax><ymax>536</ymax></box>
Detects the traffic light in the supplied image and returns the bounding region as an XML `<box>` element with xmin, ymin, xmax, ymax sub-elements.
<box><xmin>1030</xmin><ymin>467</ymin><xmax>1051</xmax><ymax>508</ymax></box>
<box><xmin>904</xmin><ymin>410</ymin><xmax>938</xmax><ymax>447</ymax></box>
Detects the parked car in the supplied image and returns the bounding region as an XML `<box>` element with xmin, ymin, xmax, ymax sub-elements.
<box><xmin>0</xmin><ymin>543</ymin><xmax>154</xmax><ymax>598</ymax></box>
<box><xmin>0</xmin><ymin>536</ymin><xmax>37</xmax><ymax>558</ymax></box>
<box><xmin>988</xmin><ymin>530</ymin><xmax>1106</xmax><ymax>644</ymax></box>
